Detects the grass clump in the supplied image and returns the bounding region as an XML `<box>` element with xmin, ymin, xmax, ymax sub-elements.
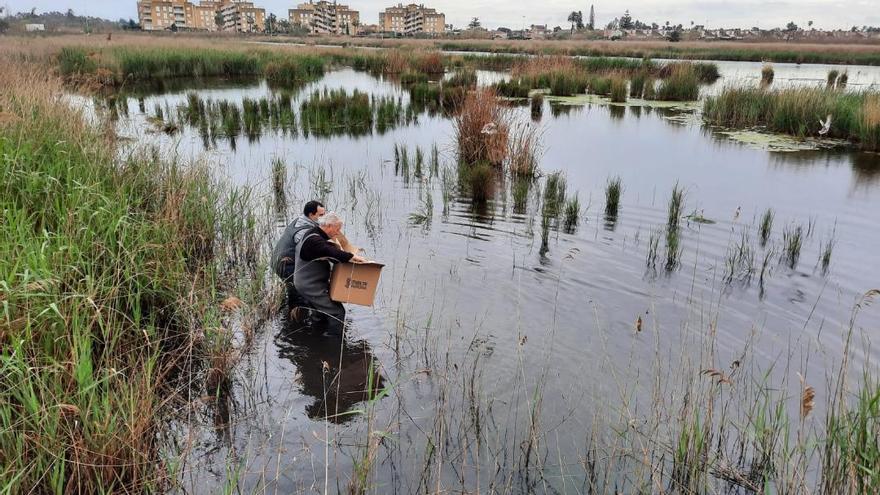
<box><xmin>563</xmin><ymin>194</ymin><xmax>581</xmax><ymax>233</ymax></box>
<box><xmin>605</xmin><ymin>176</ymin><xmax>622</xmax><ymax>217</ymax></box>
<box><xmin>630</xmin><ymin>71</ymin><xmax>647</xmax><ymax>98</ymax></box>
<box><xmin>610</xmin><ymin>77</ymin><xmax>628</xmax><ymax>103</ymax></box>
<box><xmin>453</xmin><ymin>87</ymin><xmax>509</xmax><ymax>166</ymax></box>
<box><xmin>759</xmin><ymin>208</ymin><xmax>774</xmax><ymax>246</ymax></box>
<box><xmin>782</xmin><ymin>224</ymin><xmax>804</xmax><ymax>269</ymax></box>
<box><xmin>642</xmin><ymin>77</ymin><xmax>657</xmax><ymax>100</ymax></box>
<box><xmin>531</xmin><ymin>93</ymin><xmax>543</xmax><ymax>120</ymax></box>
<box><xmin>493</xmin><ymin>78</ymin><xmax>531</xmax><ymax>98</ymax></box>
<box><xmin>827</xmin><ymin>69</ymin><xmax>840</xmax><ymax>88</ymax></box>
<box><xmin>300</xmin><ymin>88</ymin><xmax>373</xmax><ymax>137</ymax></box>
<box><xmin>264</xmin><ymin>55</ymin><xmax>325</xmax><ymax>86</ymax></box>
<box><xmin>761</xmin><ymin>64</ymin><xmax>775</xmax><ymax>86</ymax></box>
<box><xmin>656</xmin><ymin>63</ymin><xmax>701</xmax><ymax>101</ymax></box>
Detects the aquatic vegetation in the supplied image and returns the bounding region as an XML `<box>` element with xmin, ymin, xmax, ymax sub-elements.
<box><xmin>507</xmin><ymin>122</ymin><xmax>541</xmax><ymax>177</ymax></box>
<box><xmin>656</xmin><ymin>63</ymin><xmax>701</xmax><ymax>101</ymax></box>
<box><xmin>445</xmin><ymin>68</ymin><xmax>478</xmax><ymax>88</ymax></box>
<box><xmin>271</xmin><ymin>157</ymin><xmax>287</xmax><ymax>206</ymax></box>
<box><xmin>0</xmin><ymin>57</ymin><xmax>268</xmax><ymax>493</ymax></box>
<box><xmin>400</xmin><ymin>70</ymin><xmax>429</xmax><ymax>86</ymax></box>
<box><xmin>563</xmin><ymin>194</ymin><xmax>581</xmax><ymax>233</ymax></box>
<box><xmin>588</xmin><ymin>76</ymin><xmax>613</xmax><ymax>96</ymax></box>
<box><xmin>642</xmin><ymin>77</ymin><xmax>657</xmax><ymax>100</ymax></box>
<box><xmin>723</xmin><ymin>231</ymin><xmax>755</xmax><ymax>284</ymax></box>
<box><xmin>703</xmin><ymin>87</ymin><xmax>880</xmax><ymax>150</ymax></box>
<box><xmin>629</xmin><ymin>71</ymin><xmax>647</xmax><ymax>98</ymax></box>
<box><xmin>782</xmin><ymin>224</ymin><xmax>804</xmax><ymax>269</ymax></box>
<box><xmin>493</xmin><ymin>78</ymin><xmax>532</xmax><ymax>98</ymax></box>
<box><xmin>837</xmin><ymin>71</ymin><xmax>849</xmax><ymax>89</ymax></box>
<box><xmin>759</xmin><ymin>208</ymin><xmax>774</xmax><ymax>246</ymax></box>
<box><xmin>667</xmin><ymin>182</ymin><xmax>684</xmax><ymax>233</ymax></box>
<box><xmin>512</xmin><ymin>177</ymin><xmax>532</xmax><ymax>214</ymax></box>
<box><xmin>531</xmin><ymin>93</ymin><xmax>543</xmax><ymax>120</ymax></box>
<box><xmin>605</xmin><ymin>176</ymin><xmax>622</xmax><ymax>217</ymax></box>
<box><xmin>453</xmin><ymin>87</ymin><xmax>509</xmax><ymax>166</ymax></box>
<box><xmin>827</xmin><ymin>69</ymin><xmax>840</xmax><ymax>88</ymax></box>
<box><xmin>819</xmin><ymin>231</ymin><xmax>836</xmax><ymax>274</ymax></box>
<box><xmin>414</xmin><ymin>146</ymin><xmax>424</xmax><ymax>178</ymax></box>
<box><xmin>610</xmin><ymin>77</ymin><xmax>628</xmax><ymax>103</ymax></box>
<box><xmin>264</xmin><ymin>55</ymin><xmax>325</xmax><ymax>86</ymax></box>
<box><xmin>646</xmin><ymin>228</ymin><xmax>661</xmax><ymax>269</ymax></box>
<box><xmin>542</xmin><ymin>171</ymin><xmax>567</xmax><ymax>218</ymax></box>
<box><xmin>761</xmin><ymin>64</ymin><xmax>775</xmax><ymax>86</ymax></box>
<box><xmin>461</xmin><ymin>161</ymin><xmax>496</xmax><ymax>202</ymax></box>
<box><xmin>430</xmin><ymin>143</ymin><xmax>440</xmax><ymax>176</ymax></box>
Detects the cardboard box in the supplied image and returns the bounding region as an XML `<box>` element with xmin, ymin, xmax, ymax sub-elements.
<box><xmin>329</xmin><ymin>261</ymin><xmax>385</xmax><ymax>306</ymax></box>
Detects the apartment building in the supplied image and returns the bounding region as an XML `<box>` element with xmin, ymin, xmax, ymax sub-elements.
<box><xmin>137</xmin><ymin>0</ymin><xmax>265</xmax><ymax>32</ymax></box>
<box><xmin>379</xmin><ymin>3</ymin><xmax>445</xmax><ymax>36</ymax></box>
<box><xmin>289</xmin><ymin>1</ymin><xmax>360</xmax><ymax>35</ymax></box>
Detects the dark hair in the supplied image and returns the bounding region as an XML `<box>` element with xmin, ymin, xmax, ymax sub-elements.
<box><xmin>303</xmin><ymin>200</ymin><xmax>324</xmax><ymax>216</ymax></box>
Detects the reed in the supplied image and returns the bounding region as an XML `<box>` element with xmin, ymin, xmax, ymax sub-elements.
<box><xmin>656</xmin><ymin>63</ymin><xmax>701</xmax><ymax>101</ymax></box>
<box><xmin>782</xmin><ymin>224</ymin><xmax>804</xmax><ymax>269</ymax></box>
<box><xmin>542</xmin><ymin>171</ymin><xmax>567</xmax><ymax>218</ymax></box>
<box><xmin>837</xmin><ymin>71</ymin><xmax>849</xmax><ymax>89</ymax></box>
<box><xmin>0</xmin><ymin>56</ymin><xmax>267</xmax><ymax>493</ymax></box>
<box><xmin>761</xmin><ymin>64</ymin><xmax>775</xmax><ymax>86</ymax></box>
<box><xmin>300</xmin><ymin>88</ymin><xmax>373</xmax><ymax>137</ymax></box>
<box><xmin>610</xmin><ymin>76</ymin><xmax>628</xmax><ymax>103</ymax></box>
<box><xmin>563</xmin><ymin>194</ymin><xmax>581</xmax><ymax>233</ymax></box>
<box><xmin>530</xmin><ymin>93</ymin><xmax>543</xmax><ymax>120</ymax></box>
<box><xmin>588</xmin><ymin>76</ymin><xmax>613</xmax><ymax>96</ymax></box>
<box><xmin>629</xmin><ymin>71</ymin><xmax>647</xmax><ymax>98</ymax></box>
<box><xmin>759</xmin><ymin>208</ymin><xmax>774</xmax><ymax>246</ymax></box>
<box><xmin>604</xmin><ymin>176</ymin><xmax>622</xmax><ymax>217</ymax></box>
<box><xmin>507</xmin><ymin>122</ymin><xmax>541</xmax><ymax>177</ymax></box>
<box><xmin>827</xmin><ymin>69</ymin><xmax>840</xmax><ymax>88</ymax></box>
<box><xmin>819</xmin><ymin>232</ymin><xmax>835</xmax><ymax>274</ymax></box>
<box><xmin>642</xmin><ymin>77</ymin><xmax>657</xmax><ymax>100</ymax></box>
<box><xmin>512</xmin><ymin>177</ymin><xmax>532</xmax><ymax>214</ymax></box>
<box><xmin>453</xmin><ymin>87</ymin><xmax>509</xmax><ymax>166</ymax></box>
<box><xmin>271</xmin><ymin>156</ymin><xmax>286</xmax><ymax>206</ymax></box>
<box><xmin>493</xmin><ymin>78</ymin><xmax>532</xmax><ymax>98</ymax></box>
<box><xmin>703</xmin><ymin>87</ymin><xmax>880</xmax><ymax>150</ymax></box>
<box><xmin>462</xmin><ymin>161</ymin><xmax>495</xmax><ymax>202</ymax></box>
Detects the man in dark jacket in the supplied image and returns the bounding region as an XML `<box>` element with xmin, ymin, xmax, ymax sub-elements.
<box><xmin>271</xmin><ymin>201</ymin><xmax>325</xmax><ymax>318</ymax></box>
<box><xmin>294</xmin><ymin>212</ymin><xmax>365</xmax><ymax>336</ymax></box>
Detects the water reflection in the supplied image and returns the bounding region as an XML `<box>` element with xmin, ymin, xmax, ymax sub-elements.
<box><xmin>274</xmin><ymin>326</ymin><xmax>385</xmax><ymax>424</ymax></box>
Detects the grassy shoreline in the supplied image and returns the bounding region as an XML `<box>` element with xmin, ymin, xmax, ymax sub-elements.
<box><xmin>0</xmin><ymin>54</ymin><xmax>268</xmax><ymax>492</ymax></box>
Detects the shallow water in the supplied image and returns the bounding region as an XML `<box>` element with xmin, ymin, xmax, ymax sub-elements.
<box><xmin>98</xmin><ymin>66</ymin><xmax>880</xmax><ymax>493</ymax></box>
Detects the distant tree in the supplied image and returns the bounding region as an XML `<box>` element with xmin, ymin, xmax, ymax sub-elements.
<box><xmin>553</xmin><ymin>25</ymin><xmax>562</xmax><ymax>33</ymax></box>
<box><xmin>467</xmin><ymin>17</ymin><xmax>480</xmax><ymax>29</ymax></box>
<box><xmin>588</xmin><ymin>5</ymin><xmax>595</xmax><ymax>30</ymax></box>
<box><xmin>29</xmin><ymin>8</ymin><xmax>37</xmax><ymax>18</ymax></box>
<box><xmin>497</xmin><ymin>26</ymin><xmax>511</xmax><ymax>33</ymax></box>
<box><xmin>266</xmin><ymin>12</ymin><xmax>276</xmax><ymax>33</ymax></box>
<box><xmin>567</xmin><ymin>11</ymin><xmax>578</xmax><ymax>32</ymax></box>
<box><xmin>808</xmin><ymin>20</ymin><xmax>813</xmax><ymax>28</ymax></box>
<box><xmin>651</xmin><ymin>22</ymin><xmax>659</xmax><ymax>31</ymax></box>
<box><xmin>576</xmin><ymin>10</ymin><xmax>584</xmax><ymax>29</ymax></box>
<box><xmin>0</xmin><ymin>19</ymin><xmax>7</xmax><ymax>34</ymax></box>
<box><xmin>785</xmin><ymin>21</ymin><xmax>798</xmax><ymax>31</ymax></box>
<box><xmin>619</xmin><ymin>10</ymin><xmax>633</xmax><ymax>29</ymax></box>
<box><xmin>667</xmin><ymin>28</ymin><xmax>681</xmax><ymax>42</ymax></box>
<box><xmin>214</xmin><ymin>11</ymin><xmax>224</xmax><ymax>30</ymax></box>
<box><xmin>170</xmin><ymin>22</ymin><xmax>178</xmax><ymax>32</ymax></box>
<box><xmin>128</xmin><ymin>19</ymin><xmax>139</xmax><ymax>30</ymax></box>
<box><xmin>66</xmin><ymin>8</ymin><xmax>75</xmax><ymax>18</ymax></box>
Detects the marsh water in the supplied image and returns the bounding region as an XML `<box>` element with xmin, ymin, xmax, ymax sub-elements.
<box><xmin>94</xmin><ymin>61</ymin><xmax>880</xmax><ymax>492</ymax></box>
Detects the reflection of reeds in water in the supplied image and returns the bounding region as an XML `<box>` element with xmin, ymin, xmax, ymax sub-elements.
<box><xmin>646</xmin><ymin>228</ymin><xmax>661</xmax><ymax>269</ymax></box>
<box><xmin>759</xmin><ymin>208</ymin><xmax>774</xmax><ymax>247</ymax></box>
<box><xmin>430</xmin><ymin>143</ymin><xmax>440</xmax><ymax>177</ymax></box>
<box><xmin>782</xmin><ymin>223</ymin><xmax>804</xmax><ymax>269</ymax></box>
<box><xmin>414</xmin><ymin>146</ymin><xmax>424</xmax><ymax>178</ymax></box>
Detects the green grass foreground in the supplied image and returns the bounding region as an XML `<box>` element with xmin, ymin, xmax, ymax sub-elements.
<box><xmin>704</xmin><ymin>87</ymin><xmax>880</xmax><ymax>150</ymax></box>
<box><xmin>0</xmin><ymin>57</ymin><xmax>262</xmax><ymax>492</ymax></box>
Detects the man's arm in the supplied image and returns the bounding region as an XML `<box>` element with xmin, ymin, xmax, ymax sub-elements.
<box><xmin>300</xmin><ymin>234</ymin><xmax>355</xmax><ymax>263</ymax></box>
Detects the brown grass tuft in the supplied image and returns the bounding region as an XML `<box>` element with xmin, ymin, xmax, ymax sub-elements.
<box><xmin>453</xmin><ymin>88</ymin><xmax>509</xmax><ymax>166</ymax></box>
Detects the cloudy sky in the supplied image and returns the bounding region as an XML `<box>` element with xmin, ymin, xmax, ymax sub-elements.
<box><xmin>6</xmin><ymin>0</ymin><xmax>880</xmax><ymax>31</ymax></box>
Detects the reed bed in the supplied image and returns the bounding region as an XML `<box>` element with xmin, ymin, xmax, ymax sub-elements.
<box><xmin>761</xmin><ymin>64</ymin><xmax>775</xmax><ymax>85</ymax></box>
<box><xmin>605</xmin><ymin>176</ymin><xmax>623</xmax><ymax>217</ymax></box>
<box><xmin>656</xmin><ymin>63</ymin><xmax>701</xmax><ymax>101</ymax></box>
<box><xmin>610</xmin><ymin>76</ymin><xmax>628</xmax><ymax>103</ymax></box>
<box><xmin>704</xmin><ymin>87</ymin><xmax>880</xmax><ymax>150</ymax></box>
<box><xmin>0</xmin><ymin>55</ymin><xmax>268</xmax><ymax>493</ymax></box>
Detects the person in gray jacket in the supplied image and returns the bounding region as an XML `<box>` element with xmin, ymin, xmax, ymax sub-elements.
<box><xmin>294</xmin><ymin>212</ymin><xmax>366</xmax><ymax>335</ymax></box>
<box><xmin>271</xmin><ymin>201</ymin><xmax>325</xmax><ymax>318</ymax></box>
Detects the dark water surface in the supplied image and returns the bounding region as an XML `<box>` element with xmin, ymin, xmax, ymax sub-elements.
<box><xmin>97</xmin><ymin>67</ymin><xmax>880</xmax><ymax>493</ymax></box>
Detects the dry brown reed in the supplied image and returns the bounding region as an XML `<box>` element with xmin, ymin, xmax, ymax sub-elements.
<box><xmin>453</xmin><ymin>87</ymin><xmax>509</xmax><ymax>166</ymax></box>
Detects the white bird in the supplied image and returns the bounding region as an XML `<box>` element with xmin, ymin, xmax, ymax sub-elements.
<box><xmin>818</xmin><ymin>114</ymin><xmax>832</xmax><ymax>135</ymax></box>
<box><xmin>480</xmin><ymin>122</ymin><xmax>498</xmax><ymax>135</ymax></box>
